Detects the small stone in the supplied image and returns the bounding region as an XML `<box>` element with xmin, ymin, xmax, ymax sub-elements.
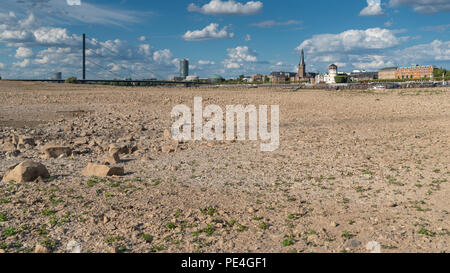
<box><xmin>109</xmin><ymin>143</ymin><xmax>129</xmax><ymax>155</ymax></box>
<box><xmin>346</xmin><ymin>240</ymin><xmax>362</xmax><ymax>248</ymax></box>
<box><xmin>74</xmin><ymin>137</ymin><xmax>88</xmax><ymax>146</ymax></box>
<box><xmin>66</xmin><ymin>241</ymin><xmax>82</xmax><ymax>253</ymax></box>
<box><xmin>108</xmin><ymin>246</ymin><xmax>118</xmax><ymax>253</ymax></box>
<box><xmin>34</xmin><ymin>176</ymin><xmax>45</xmax><ymax>183</ymax></box>
<box><xmin>42</xmin><ymin>144</ymin><xmax>72</xmax><ymax>158</ymax></box>
<box><xmin>330</xmin><ymin>221</ymin><xmax>339</xmax><ymax>227</ymax></box>
<box><xmin>366</xmin><ymin>241</ymin><xmax>381</xmax><ymax>253</ymax></box>
<box><xmin>161</xmin><ymin>145</ymin><xmax>176</xmax><ymax>153</ymax></box>
<box><xmin>102</xmin><ymin>154</ymin><xmax>121</xmax><ymax>165</ymax></box>
<box><xmin>163</xmin><ymin>129</ymin><xmax>171</xmax><ymax>139</ymax></box>
<box><xmin>34</xmin><ymin>244</ymin><xmax>50</xmax><ymax>253</ymax></box>
<box><xmin>387</xmin><ymin>202</ymin><xmax>398</xmax><ymax>207</ymax></box>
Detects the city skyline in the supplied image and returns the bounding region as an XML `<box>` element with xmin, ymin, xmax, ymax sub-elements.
<box><xmin>0</xmin><ymin>0</ymin><xmax>449</xmax><ymax>80</ymax></box>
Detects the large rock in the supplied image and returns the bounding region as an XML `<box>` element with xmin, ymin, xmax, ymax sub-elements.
<box><xmin>81</xmin><ymin>163</ymin><xmax>124</xmax><ymax>177</ymax></box>
<box><xmin>42</xmin><ymin>144</ymin><xmax>72</xmax><ymax>158</ymax></box>
<box><xmin>2</xmin><ymin>160</ymin><xmax>50</xmax><ymax>182</ymax></box>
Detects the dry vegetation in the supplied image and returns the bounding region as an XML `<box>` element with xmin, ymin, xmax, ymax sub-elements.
<box><xmin>0</xmin><ymin>81</ymin><xmax>449</xmax><ymax>253</ymax></box>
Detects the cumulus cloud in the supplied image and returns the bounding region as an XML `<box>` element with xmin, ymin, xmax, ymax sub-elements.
<box><xmin>351</xmin><ymin>55</ymin><xmax>395</xmax><ymax>69</ymax></box>
<box><xmin>138</xmin><ymin>36</ymin><xmax>147</xmax><ymax>42</ymax></box>
<box><xmin>15</xmin><ymin>47</ymin><xmax>33</xmax><ymax>58</ymax></box>
<box><xmin>360</xmin><ymin>0</ymin><xmax>384</xmax><ymax>16</ymax></box>
<box><xmin>0</xmin><ymin>13</ymin><xmax>179</xmax><ymax>79</ymax></box>
<box><xmin>349</xmin><ymin>40</ymin><xmax>450</xmax><ymax>69</ymax></box>
<box><xmin>153</xmin><ymin>49</ymin><xmax>174</xmax><ymax>64</ymax></box>
<box><xmin>297</xmin><ymin>28</ymin><xmax>403</xmax><ymax>54</ymax></box>
<box><xmin>389</xmin><ymin>0</ymin><xmax>450</xmax><ymax>14</ymax></box>
<box><xmin>13</xmin><ymin>58</ymin><xmax>30</xmax><ymax>68</ymax></box>
<box><xmin>0</xmin><ymin>14</ymin><xmax>80</xmax><ymax>47</ymax></box>
<box><xmin>296</xmin><ymin>28</ymin><xmax>415</xmax><ymax>71</ymax></box>
<box><xmin>223</xmin><ymin>46</ymin><xmax>258</xmax><ymax>69</ymax></box>
<box><xmin>395</xmin><ymin>40</ymin><xmax>450</xmax><ymax>61</ymax></box>
<box><xmin>251</xmin><ymin>20</ymin><xmax>302</xmax><ymax>28</ymax></box>
<box><xmin>183</xmin><ymin>23</ymin><xmax>235</xmax><ymax>41</ymax></box>
<box><xmin>187</xmin><ymin>0</ymin><xmax>263</xmax><ymax>15</ymax></box>
<box><xmin>0</xmin><ymin>62</ymin><xmax>5</xmax><ymax>70</ymax></box>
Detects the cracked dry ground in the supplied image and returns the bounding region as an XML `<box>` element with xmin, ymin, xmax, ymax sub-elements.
<box><xmin>0</xmin><ymin>81</ymin><xmax>449</xmax><ymax>253</ymax></box>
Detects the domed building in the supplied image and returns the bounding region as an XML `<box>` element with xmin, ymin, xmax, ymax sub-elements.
<box><xmin>323</xmin><ymin>64</ymin><xmax>338</xmax><ymax>84</ymax></box>
<box><xmin>209</xmin><ymin>74</ymin><xmax>224</xmax><ymax>83</ymax></box>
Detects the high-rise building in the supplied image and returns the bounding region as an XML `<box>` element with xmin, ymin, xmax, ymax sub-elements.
<box><xmin>180</xmin><ymin>59</ymin><xmax>189</xmax><ymax>78</ymax></box>
<box><xmin>51</xmin><ymin>72</ymin><xmax>62</xmax><ymax>80</ymax></box>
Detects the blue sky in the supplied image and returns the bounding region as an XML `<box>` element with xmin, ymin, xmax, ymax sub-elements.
<box><xmin>0</xmin><ymin>0</ymin><xmax>449</xmax><ymax>79</ymax></box>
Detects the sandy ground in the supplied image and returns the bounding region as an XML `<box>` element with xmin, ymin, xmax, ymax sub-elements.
<box><xmin>0</xmin><ymin>81</ymin><xmax>449</xmax><ymax>253</ymax></box>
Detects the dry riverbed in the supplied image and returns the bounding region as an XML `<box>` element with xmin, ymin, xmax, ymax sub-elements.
<box><xmin>0</xmin><ymin>81</ymin><xmax>449</xmax><ymax>253</ymax></box>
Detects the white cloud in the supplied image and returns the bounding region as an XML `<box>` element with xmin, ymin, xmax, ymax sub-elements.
<box><xmin>384</xmin><ymin>20</ymin><xmax>394</xmax><ymax>27</ymax></box>
<box><xmin>13</xmin><ymin>58</ymin><xmax>30</xmax><ymax>68</ymax></box>
<box><xmin>251</xmin><ymin>20</ymin><xmax>301</xmax><ymax>28</ymax></box>
<box><xmin>389</xmin><ymin>0</ymin><xmax>450</xmax><ymax>14</ymax></box>
<box><xmin>0</xmin><ymin>13</ymin><xmax>179</xmax><ymax>79</ymax></box>
<box><xmin>15</xmin><ymin>47</ymin><xmax>33</xmax><ymax>58</ymax></box>
<box><xmin>0</xmin><ymin>14</ymin><xmax>80</xmax><ymax>47</ymax></box>
<box><xmin>351</xmin><ymin>55</ymin><xmax>394</xmax><ymax>69</ymax></box>
<box><xmin>67</xmin><ymin>0</ymin><xmax>81</xmax><ymax>6</ymax></box>
<box><xmin>245</xmin><ymin>34</ymin><xmax>251</xmax><ymax>41</ymax></box>
<box><xmin>349</xmin><ymin>40</ymin><xmax>450</xmax><ymax>69</ymax></box>
<box><xmin>138</xmin><ymin>44</ymin><xmax>152</xmax><ymax>57</ymax></box>
<box><xmin>187</xmin><ymin>0</ymin><xmax>263</xmax><ymax>15</ymax></box>
<box><xmin>0</xmin><ymin>62</ymin><xmax>5</xmax><ymax>70</ymax></box>
<box><xmin>395</xmin><ymin>40</ymin><xmax>450</xmax><ymax>62</ymax></box>
<box><xmin>360</xmin><ymin>0</ymin><xmax>384</xmax><ymax>16</ymax></box>
<box><xmin>297</xmin><ymin>28</ymin><xmax>403</xmax><ymax>54</ymax></box>
<box><xmin>223</xmin><ymin>46</ymin><xmax>258</xmax><ymax>69</ymax></box>
<box><xmin>225</xmin><ymin>62</ymin><xmax>241</xmax><ymax>69</ymax></box>
<box><xmin>183</xmin><ymin>23</ymin><xmax>235</xmax><ymax>41</ymax></box>
<box><xmin>153</xmin><ymin>49</ymin><xmax>174</xmax><ymax>65</ymax></box>
<box><xmin>138</xmin><ymin>36</ymin><xmax>147</xmax><ymax>42</ymax></box>
<box><xmin>227</xmin><ymin>46</ymin><xmax>257</xmax><ymax>62</ymax></box>
<box><xmin>295</xmin><ymin>27</ymin><xmax>421</xmax><ymax>72</ymax></box>
<box><xmin>1</xmin><ymin>0</ymin><xmax>145</xmax><ymax>26</ymax></box>
<box><xmin>421</xmin><ymin>24</ymin><xmax>450</xmax><ymax>32</ymax></box>
<box><xmin>198</xmin><ymin>60</ymin><xmax>216</xmax><ymax>65</ymax></box>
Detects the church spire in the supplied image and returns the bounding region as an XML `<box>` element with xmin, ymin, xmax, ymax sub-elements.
<box><xmin>298</xmin><ymin>49</ymin><xmax>306</xmax><ymax>78</ymax></box>
<box><xmin>300</xmin><ymin>49</ymin><xmax>305</xmax><ymax>65</ymax></box>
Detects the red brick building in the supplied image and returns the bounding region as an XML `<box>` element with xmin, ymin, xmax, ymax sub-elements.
<box><xmin>396</xmin><ymin>65</ymin><xmax>436</xmax><ymax>80</ymax></box>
